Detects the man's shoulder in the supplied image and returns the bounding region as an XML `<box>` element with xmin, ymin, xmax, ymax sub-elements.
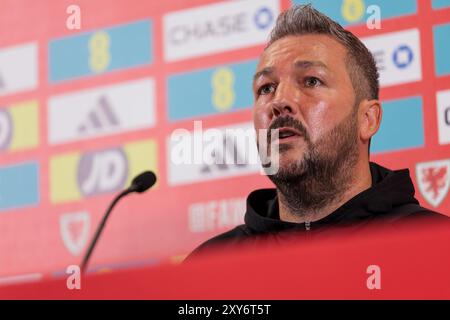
<box><xmin>184</xmin><ymin>225</ymin><xmax>252</xmax><ymax>261</ymax></box>
<box><xmin>376</xmin><ymin>203</ymin><xmax>450</xmax><ymax>226</ymax></box>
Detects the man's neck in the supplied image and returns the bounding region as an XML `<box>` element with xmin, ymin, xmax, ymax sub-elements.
<box><xmin>278</xmin><ymin>161</ymin><xmax>372</xmax><ymax>224</ymax></box>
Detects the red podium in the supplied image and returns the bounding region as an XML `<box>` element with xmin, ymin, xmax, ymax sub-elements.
<box><xmin>1</xmin><ymin>221</ymin><xmax>449</xmax><ymax>300</ymax></box>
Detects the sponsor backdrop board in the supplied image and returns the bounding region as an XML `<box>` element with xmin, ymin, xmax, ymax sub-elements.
<box><xmin>0</xmin><ymin>0</ymin><xmax>449</xmax><ymax>280</ymax></box>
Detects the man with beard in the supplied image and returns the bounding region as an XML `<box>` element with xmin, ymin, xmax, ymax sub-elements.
<box><xmin>187</xmin><ymin>5</ymin><xmax>449</xmax><ymax>259</ymax></box>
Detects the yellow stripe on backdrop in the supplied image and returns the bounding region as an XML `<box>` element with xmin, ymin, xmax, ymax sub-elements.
<box><xmin>123</xmin><ymin>139</ymin><xmax>158</xmax><ymax>189</ymax></box>
<box><xmin>50</xmin><ymin>152</ymin><xmax>81</xmax><ymax>203</ymax></box>
<box><xmin>9</xmin><ymin>100</ymin><xmax>39</xmax><ymax>151</ymax></box>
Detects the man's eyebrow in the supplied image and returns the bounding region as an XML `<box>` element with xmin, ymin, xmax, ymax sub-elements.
<box><xmin>253</xmin><ymin>60</ymin><xmax>328</xmax><ymax>83</ymax></box>
<box><xmin>294</xmin><ymin>60</ymin><xmax>328</xmax><ymax>70</ymax></box>
<box><xmin>253</xmin><ymin>67</ymin><xmax>274</xmax><ymax>84</ymax></box>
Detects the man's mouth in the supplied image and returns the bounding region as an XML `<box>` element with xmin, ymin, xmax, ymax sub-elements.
<box><xmin>272</xmin><ymin>127</ymin><xmax>302</xmax><ymax>143</ymax></box>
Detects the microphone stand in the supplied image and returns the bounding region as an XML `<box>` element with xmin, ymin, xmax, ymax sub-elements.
<box><xmin>80</xmin><ymin>188</ymin><xmax>134</xmax><ymax>274</ymax></box>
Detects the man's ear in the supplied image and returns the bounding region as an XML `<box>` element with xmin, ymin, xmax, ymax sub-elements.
<box><xmin>359</xmin><ymin>99</ymin><xmax>382</xmax><ymax>142</ymax></box>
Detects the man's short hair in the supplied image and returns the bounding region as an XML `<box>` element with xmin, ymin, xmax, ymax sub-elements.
<box><xmin>267</xmin><ymin>4</ymin><xmax>380</xmax><ymax>104</ymax></box>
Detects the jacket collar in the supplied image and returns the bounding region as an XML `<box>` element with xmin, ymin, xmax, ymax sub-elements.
<box><xmin>244</xmin><ymin>162</ymin><xmax>419</xmax><ymax>233</ymax></box>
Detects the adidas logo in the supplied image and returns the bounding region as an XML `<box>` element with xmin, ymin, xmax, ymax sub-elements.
<box><xmin>0</xmin><ymin>73</ymin><xmax>5</xmax><ymax>91</ymax></box>
<box><xmin>77</xmin><ymin>95</ymin><xmax>119</xmax><ymax>134</ymax></box>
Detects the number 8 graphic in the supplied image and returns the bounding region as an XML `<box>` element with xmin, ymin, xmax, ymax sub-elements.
<box><xmin>89</xmin><ymin>31</ymin><xmax>111</xmax><ymax>73</ymax></box>
<box><xmin>342</xmin><ymin>0</ymin><xmax>365</xmax><ymax>23</ymax></box>
<box><xmin>211</xmin><ymin>67</ymin><xmax>235</xmax><ymax>112</ymax></box>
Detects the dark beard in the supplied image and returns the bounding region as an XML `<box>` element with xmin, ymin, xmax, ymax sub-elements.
<box><xmin>266</xmin><ymin>109</ymin><xmax>359</xmax><ymax>215</ymax></box>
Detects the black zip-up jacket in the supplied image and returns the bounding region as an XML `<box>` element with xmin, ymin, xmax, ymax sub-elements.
<box><xmin>187</xmin><ymin>162</ymin><xmax>449</xmax><ymax>259</ymax></box>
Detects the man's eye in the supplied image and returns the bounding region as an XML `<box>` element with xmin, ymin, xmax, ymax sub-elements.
<box><xmin>258</xmin><ymin>84</ymin><xmax>275</xmax><ymax>95</ymax></box>
<box><xmin>305</xmin><ymin>77</ymin><xmax>322</xmax><ymax>88</ymax></box>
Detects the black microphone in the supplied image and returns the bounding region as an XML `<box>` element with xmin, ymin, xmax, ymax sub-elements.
<box><xmin>128</xmin><ymin>171</ymin><xmax>157</xmax><ymax>193</ymax></box>
<box><xmin>80</xmin><ymin>171</ymin><xmax>157</xmax><ymax>274</ymax></box>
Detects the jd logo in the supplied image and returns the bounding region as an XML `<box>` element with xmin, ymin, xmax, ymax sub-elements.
<box><xmin>60</xmin><ymin>211</ymin><xmax>90</xmax><ymax>256</ymax></box>
<box><xmin>77</xmin><ymin>148</ymin><xmax>128</xmax><ymax>196</ymax></box>
<box><xmin>0</xmin><ymin>109</ymin><xmax>12</xmax><ymax>151</ymax></box>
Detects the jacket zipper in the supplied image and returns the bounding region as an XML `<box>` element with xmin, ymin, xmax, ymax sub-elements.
<box><xmin>305</xmin><ymin>221</ymin><xmax>311</xmax><ymax>231</ymax></box>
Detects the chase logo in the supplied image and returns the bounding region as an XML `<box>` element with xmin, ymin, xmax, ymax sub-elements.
<box><xmin>0</xmin><ymin>162</ymin><xmax>39</xmax><ymax>211</ymax></box>
<box><xmin>253</xmin><ymin>7</ymin><xmax>274</xmax><ymax>30</ymax></box>
<box><xmin>436</xmin><ymin>89</ymin><xmax>450</xmax><ymax>145</ymax></box>
<box><xmin>363</xmin><ymin>29</ymin><xmax>421</xmax><ymax>87</ymax></box>
<box><xmin>163</xmin><ymin>0</ymin><xmax>279</xmax><ymax>61</ymax></box>
<box><xmin>293</xmin><ymin>0</ymin><xmax>417</xmax><ymax>27</ymax></box>
<box><xmin>392</xmin><ymin>45</ymin><xmax>414</xmax><ymax>69</ymax></box>
<box><xmin>50</xmin><ymin>139</ymin><xmax>157</xmax><ymax>204</ymax></box>
<box><xmin>433</xmin><ymin>23</ymin><xmax>450</xmax><ymax>76</ymax></box>
<box><xmin>48</xmin><ymin>78</ymin><xmax>155</xmax><ymax>145</ymax></box>
<box><xmin>0</xmin><ymin>42</ymin><xmax>38</xmax><ymax>97</ymax></box>
<box><xmin>168</xmin><ymin>60</ymin><xmax>256</xmax><ymax>121</ymax></box>
<box><xmin>49</xmin><ymin>20</ymin><xmax>153</xmax><ymax>83</ymax></box>
<box><xmin>371</xmin><ymin>96</ymin><xmax>424</xmax><ymax>153</ymax></box>
<box><xmin>0</xmin><ymin>101</ymin><xmax>39</xmax><ymax>152</ymax></box>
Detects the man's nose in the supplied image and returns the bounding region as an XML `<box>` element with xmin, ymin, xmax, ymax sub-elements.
<box><xmin>270</xmin><ymin>81</ymin><xmax>299</xmax><ymax>117</ymax></box>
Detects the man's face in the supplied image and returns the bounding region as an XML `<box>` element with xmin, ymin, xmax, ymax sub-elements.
<box><xmin>253</xmin><ymin>34</ymin><xmax>359</xmax><ymax>175</ymax></box>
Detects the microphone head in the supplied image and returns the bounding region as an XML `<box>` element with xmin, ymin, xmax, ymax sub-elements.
<box><xmin>130</xmin><ymin>171</ymin><xmax>157</xmax><ymax>193</ymax></box>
